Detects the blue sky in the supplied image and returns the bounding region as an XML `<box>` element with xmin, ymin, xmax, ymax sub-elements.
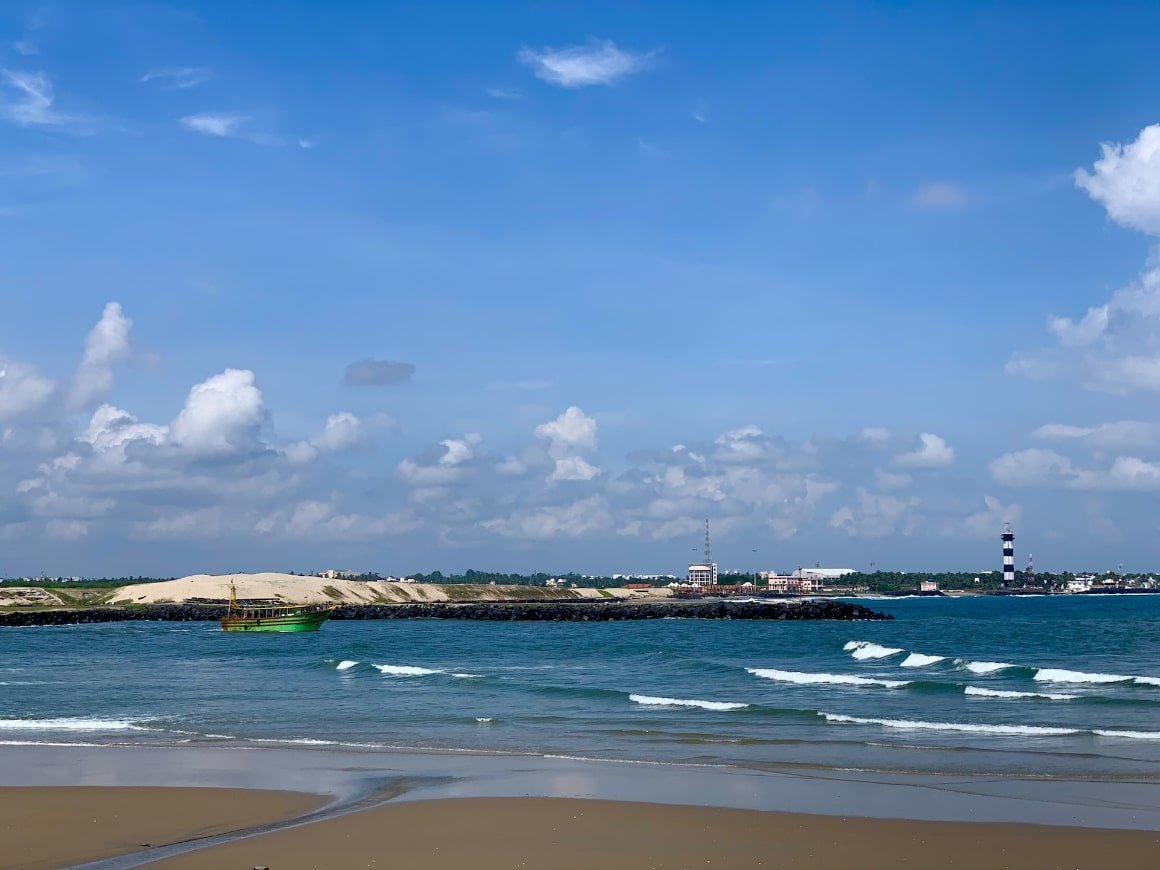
<box><xmin>2</xmin><ymin>1</ymin><xmax>1160</xmax><ymax>576</ymax></box>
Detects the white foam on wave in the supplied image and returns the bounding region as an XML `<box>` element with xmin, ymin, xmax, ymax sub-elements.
<box><xmin>475</xmin><ymin>717</ymin><xmax>493</xmax><ymax>723</ymax></box>
<box><xmin>747</xmin><ymin>668</ymin><xmax>909</xmax><ymax>688</ymax></box>
<box><xmin>451</xmin><ymin>673</ymin><xmax>482</xmax><ymax>679</ymax></box>
<box><xmin>900</xmin><ymin>653</ymin><xmax>947</xmax><ymax>668</ymax></box>
<box><xmin>629</xmin><ymin>694</ymin><xmax>749</xmax><ymax>711</ymax></box>
<box><xmin>372</xmin><ymin>664</ymin><xmax>443</xmax><ymax>677</ymax></box>
<box><xmin>0</xmin><ymin>717</ymin><xmax>147</xmax><ymax>732</ymax></box>
<box><xmin>843</xmin><ymin>641</ymin><xmax>904</xmax><ymax>660</ymax></box>
<box><xmin>1094</xmin><ymin>729</ymin><xmax>1160</xmax><ymax>740</ymax></box>
<box><xmin>1034</xmin><ymin>668</ymin><xmax>1160</xmax><ymax>686</ymax></box>
<box><xmin>820</xmin><ymin>712</ymin><xmax>1079</xmax><ymax>736</ymax></box>
<box><xmin>335</xmin><ymin>660</ymin><xmax>359</xmax><ymax>671</ymax></box>
<box><xmin>0</xmin><ymin>739</ymin><xmax>102</xmax><ymax>747</ymax></box>
<box><xmin>959</xmin><ymin>660</ymin><xmax>1015</xmax><ymax>675</ymax></box>
<box><xmin>965</xmin><ymin>686</ymin><xmax>1075</xmax><ymax>701</ymax></box>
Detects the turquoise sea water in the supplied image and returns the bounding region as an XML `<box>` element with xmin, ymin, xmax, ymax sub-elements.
<box><xmin>2</xmin><ymin>597</ymin><xmax>1159</xmax><ymax>778</ymax></box>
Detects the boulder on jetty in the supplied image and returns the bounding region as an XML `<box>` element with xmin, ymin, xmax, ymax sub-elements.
<box><xmin>0</xmin><ymin>599</ymin><xmax>889</xmax><ymax>627</ymax></box>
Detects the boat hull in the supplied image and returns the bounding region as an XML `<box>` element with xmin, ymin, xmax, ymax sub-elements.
<box><xmin>221</xmin><ymin>609</ymin><xmax>334</xmax><ymax>632</ymax></box>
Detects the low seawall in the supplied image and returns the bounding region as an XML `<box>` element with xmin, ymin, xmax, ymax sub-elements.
<box><xmin>0</xmin><ymin>599</ymin><xmax>889</xmax><ymax>627</ymax></box>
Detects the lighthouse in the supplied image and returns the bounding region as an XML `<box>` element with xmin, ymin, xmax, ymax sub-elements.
<box><xmin>1001</xmin><ymin>524</ymin><xmax>1015</xmax><ymax>587</ymax></box>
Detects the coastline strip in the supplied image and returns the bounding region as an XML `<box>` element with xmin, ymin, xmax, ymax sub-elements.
<box><xmin>144</xmin><ymin>796</ymin><xmax>1160</xmax><ymax>870</ymax></box>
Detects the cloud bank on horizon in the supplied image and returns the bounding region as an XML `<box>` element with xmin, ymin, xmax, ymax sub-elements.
<box><xmin>1</xmin><ymin>3</ymin><xmax>1159</xmax><ymax>575</ymax></box>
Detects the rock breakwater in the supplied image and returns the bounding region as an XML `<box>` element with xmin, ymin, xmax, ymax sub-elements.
<box><xmin>0</xmin><ymin>598</ymin><xmax>889</xmax><ymax>627</ymax></box>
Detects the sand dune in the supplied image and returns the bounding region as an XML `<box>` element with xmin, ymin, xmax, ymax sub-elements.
<box><xmin>108</xmin><ymin>573</ymin><xmax>668</xmax><ymax>605</ymax></box>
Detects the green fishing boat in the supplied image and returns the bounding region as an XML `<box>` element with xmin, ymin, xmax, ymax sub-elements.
<box><xmin>221</xmin><ymin>581</ymin><xmax>336</xmax><ymax>632</ymax></box>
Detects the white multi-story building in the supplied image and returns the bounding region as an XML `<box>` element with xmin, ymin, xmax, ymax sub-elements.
<box><xmin>687</xmin><ymin>563</ymin><xmax>718</xmax><ymax>587</ymax></box>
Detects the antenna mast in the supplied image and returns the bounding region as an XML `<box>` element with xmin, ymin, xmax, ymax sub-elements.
<box><xmin>704</xmin><ymin>518</ymin><xmax>712</xmax><ymax>565</ymax></box>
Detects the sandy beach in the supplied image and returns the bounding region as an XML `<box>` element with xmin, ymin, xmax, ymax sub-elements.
<box><xmin>6</xmin><ymin>791</ymin><xmax>1154</xmax><ymax>869</ymax></box>
<box><xmin>0</xmin><ymin>786</ymin><xmax>323</xmax><ymax>870</ymax></box>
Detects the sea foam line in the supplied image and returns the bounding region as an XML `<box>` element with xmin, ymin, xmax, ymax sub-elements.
<box><xmin>843</xmin><ymin>641</ymin><xmax>904</xmax><ymax>660</ymax></box>
<box><xmin>0</xmin><ymin>717</ymin><xmax>149</xmax><ymax>732</ymax></box>
<box><xmin>372</xmin><ymin>664</ymin><xmax>444</xmax><ymax>677</ymax></box>
<box><xmin>1034</xmin><ymin>668</ymin><xmax>1160</xmax><ymax>687</ymax></box>
<box><xmin>629</xmin><ymin>694</ymin><xmax>749</xmax><ymax>711</ymax></box>
<box><xmin>957</xmin><ymin>660</ymin><xmax>1016</xmax><ymax>675</ymax></box>
<box><xmin>747</xmin><ymin>668</ymin><xmax>909</xmax><ymax>688</ymax></box>
<box><xmin>965</xmin><ymin>686</ymin><xmax>1075</xmax><ymax>701</ymax></box>
<box><xmin>820</xmin><ymin>713</ymin><xmax>1080</xmax><ymax>736</ymax></box>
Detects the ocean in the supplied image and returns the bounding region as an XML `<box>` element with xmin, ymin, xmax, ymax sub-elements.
<box><xmin>3</xmin><ymin>596</ymin><xmax>1159</xmax><ymax>779</ymax></box>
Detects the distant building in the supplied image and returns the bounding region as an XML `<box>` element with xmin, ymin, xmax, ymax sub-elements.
<box><xmin>767</xmin><ymin>573</ymin><xmax>817</xmax><ymax>595</ymax></box>
<box><xmin>319</xmin><ymin>569</ymin><xmax>357</xmax><ymax>580</ymax></box>
<box><xmin>795</xmin><ymin>568</ymin><xmax>856</xmax><ymax>582</ymax></box>
<box><xmin>920</xmin><ymin>580</ymin><xmax>939</xmax><ymax>593</ymax></box>
<box><xmin>687</xmin><ymin>563</ymin><xmax>718</xmax><ymax>587</ymax></box>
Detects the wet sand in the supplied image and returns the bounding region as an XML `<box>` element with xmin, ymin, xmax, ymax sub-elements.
<box><xmin>0</xmin><ymin>786</ymin><xmax>323</xmax><ymax>870</ymax></box>
<box><xmin>144</xmin><ymin>796</ymin><xmax>1160</xmax><ymax>869</ymax></box>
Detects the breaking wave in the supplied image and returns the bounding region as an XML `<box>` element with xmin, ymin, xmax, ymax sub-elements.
<box><xmin>0</xmin><ymin>717</ymin><xmax>149</xmax><ymax>732</ymax></box>
<box><xmin>336</xmin><ymin>660</ymin><xmax>359</xmax><ymax>671</ymax></box>
<box><xmin>958</xmin><ymin>660</ymin><xmax>1017</xmax><ymax>675</ymax></box>
<box><xmin>372</xmin><ymin>664</ymin><xmax>443</xmax><ymax>677</ymax></box>
<box><xmin>843</xmin><ymin>641</ymin><xmax>904</xmax><ymax>660</ymax></box>
<box><xmin>629</xmin><ymin>694</ymin><xmax>749</xmax><ymax>711</ymax></box>
<box><xmin>1094</xmin><ymin>729</ymin><xmax>1160</xmax><ymax>740</ymax></box>
<box><xmin>1034</xmin><ymin>668</ymin><xmax>1160</xmax><ymax>687</ymax></box>
<box><xmin>747</xmin><ymin>668</ymin><xmax>909</xmax><ymax>689</ymax></box>
<box><xmin>820</xmin><ymin>713</ymin><xmax>1080</xmax><ymax>736</ymax></box>
<box><xmin>899</xmin><ymin>653</ymin><xmax>947</xmax><ymax>668</ymax></box>
<box><xmin>965</xmin><ymin>686</ymin><xmax>1075</xmax><ymax>701</ymax></box>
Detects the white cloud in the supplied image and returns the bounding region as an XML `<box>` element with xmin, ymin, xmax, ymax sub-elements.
<box><xmin>481</xmin><ymin>495</ymin><xmax>612</xmax><ymax>539</ymax></box>
<box><xmin>180</xmin><ymin>113</ymin><xmax>248</xmax><ymax>138</ymax></box>
<box><xmin>549</xmin><ymin>456</ymin><xmax>600</xmax><ymax>482</ymax></box>
<box><xmin>534</xmin><ymin>406</ymin><xmax>597</xmax><ymax>455</ymax></box>
<box><xmin>140</xmin><ymin>67</ymin><xmax>211</xmax><ymax>89</ymax></box>
<box><xmin>988</xmin><ymin>448</ymin><xmax>1160</xmax><ymax>491</ymax></box>
<box><xmin>169</xmin><ymin>369</ymin><xmax>267</xmax><ymax>456</ymax></box>
<box><xmin>440</xmin><ymin>433</ymin><xmax>482</xmax><ymax>466</ymax></box>
<box><xmin>68</xmin><ymin>302</ymin><xmax>133</xmax><ymax>409</ymax></box>
<box><xmin>830</xmin><ymin>488</ymin><xmax>918</xmax><ymax>539</ymax></box>
<box><xmin>1031</xmin><ymin>421</ymin><xmax>1158</xmax><ymax>450</ymax></box>
<box><xmin>1074</xmin><ymin>124</ymin><xmax>1160</xmax><ymax>235</ymax></box>
<box><xmin>873</xmin><ymin>468</ymin><xmax>912</xmax><ymax>490</ymax></box>
<box><xmin>518</xmin><ymin>40</ymin><xmax>653</xmax><ymax>88</ymax></box>
<box><xmin>1013</xmin><ymin>126</ymin><xmax>1160</xmax><ymax>393</ymax></box>
<box><xmin>285</xmin><ymin>412</ymin><xmax>387</xmax><ymax>463</ymax></box>
<box><xmin>893</xmin><ymin>433</ymin><xmax>955</xmax><ymax>469</ymax></box>
<box><xmin>859</xmin><ymin>426</ymin><xmax>892</xmax><ymax>444</ymax></box>
<box><xmin>0</xmin><ymin>358</ymin><xmax>55</xmax><ymax>423</ymax></box>
<box><xmin>949</xmin><ymin>495</ymin><xmax>1022</xmax><ymax>539</ymax></box>
<box><xmin>913</xmin><ymin>182</ymin><xmax>968</xmax><ymax>209</ymax></box>
<box><xmin>0</xmin><ymin>70</ymin><xmax>90</xmax><ymax>132</ymax></box>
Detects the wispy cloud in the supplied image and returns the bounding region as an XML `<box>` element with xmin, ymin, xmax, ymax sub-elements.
<box><xmin>518</xmin><ymin>39</ymin><xmax>654</xmax><ymax>89</ymax></box>
<box><xmin>140</xmin><ymin>67</ymin><xmax>212</xmax><ymax>89</ymax></box>
<box><xmin>691</xmin><ymin>101</ymin><xmax>709</xmax><ymax>124</ymax></box>
<box><xmin>913</xmin><ymin>181</ymin><xmax>969</xmax><ymax>209</ymax></box>
<box><xmin>179</xmin><ymin>113</ymin><xmax>249</xmax><ymax>138</ymax></box>
<box><xmin>486</xmin><ymin>87</ymin><xmax>523</xmax><ymax>100</ymax></box>
<box><xmin>0</xmin><ymin>70</ymin><xmax>92</xmax><ymax>133</ymax></box>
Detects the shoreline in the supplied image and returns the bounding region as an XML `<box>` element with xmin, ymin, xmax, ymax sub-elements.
<box><xmin>6</xmin><ymin>787</ymin><xmax>1159</xmax><ymax>869</ymax></box>
<box><xmin>6</xmin><ymin>743</ymin><xmax>1160</xmax><ymax>866</ymax></box>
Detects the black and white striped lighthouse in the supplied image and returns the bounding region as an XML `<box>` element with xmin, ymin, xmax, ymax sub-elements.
<box><xmin>1001</xmin><ymin>524</ymin><xmax>1015</xmax><ymax>587</ymax></box>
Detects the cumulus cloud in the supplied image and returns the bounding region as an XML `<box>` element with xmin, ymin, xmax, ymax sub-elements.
<box><xmin>1011</xmin><ymin>125</ymin><xmax>1160</xmax><ymax>393</ymax></box>
<box><xmin>989</xmin><ymin>448</ymin><xmax>1160</xmax><ymax>491</ymax></box>
<box><xmin>949</xmin><ymin>495</ymin><xmax>1022</xmax><ymax>539</ymax></box>
<box><xmin>180</xmin><ymin>113</ymin><xmax>248</xmax><ymax>138</ymax></box>
<box><xmin>535</xmin><ymin>406</ymin><xmax>597</xmax><ymax>455</ymax></box>
<box><xmin>169</xmin><ymin>369</ymin><xmax>267</xmax><ymax>456</ymax></box>
<box><xmin>518</xmin><ymin>39</ymin><xmax>653</xmax><ymax>88</ymax></box>
<box><xmin>68</xmin><ymin>302</ymin><xmax>133</xmax><ymax>409</ymax></box>
<box><xmin>343</xmin><ymin>358</ymin><xmax>415</xmax><ymax>386</ymax></box>
<box><xmin>285</xmin><ymin>412</ymin><xmax>389</xmax><ymax>463</ymax></box>
<box><xmin>481</xmin><ymin>495</ymin><xmax>613</xmax><ymax>539</ymax></box>
<box><xmin>549</xmin><ymin>455</ymin><xmax>600</xmax><ymax>482</ymax></box>
<box><xmin>893</xmin><ymin>433</ymin><xmax>955</xmax><ymax>469</ymax></box>
<box><xmin>830</xmin><ymin>488</ymin><xmax>919</xmax><ymax>539</ymax></box>
<box><xmin>0</xmin><ymin>359</ymin><xmax>55</xmax><ymax>423</ymax></box>
<box><xmin>1074</xmin><ymin>124</ymin><xmax>1160</xmax><ymax>235</ymax></box>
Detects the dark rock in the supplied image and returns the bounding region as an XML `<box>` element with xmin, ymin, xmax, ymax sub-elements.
<box><xmin>0</xmin><ymin>598</ymin><xmax>890</xmax><ymax>627</ymax></box>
